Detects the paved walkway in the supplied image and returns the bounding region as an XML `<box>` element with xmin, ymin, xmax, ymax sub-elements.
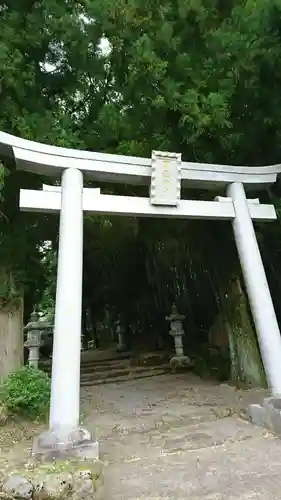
<box><xmin>81</xmin><ymin>373</ymin><xmax>281</xmax><ymax>499</ymax></box>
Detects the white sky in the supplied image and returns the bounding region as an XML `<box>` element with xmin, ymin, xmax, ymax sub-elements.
<box><xmin>99</xmin><ymin>37</ymin><xmax>111</xmax><ymax>55</ymax></box>
<box><xmin>42</xmin><ymin>37</ymin><xmax>111</xmax><ymax>74</ymax></box>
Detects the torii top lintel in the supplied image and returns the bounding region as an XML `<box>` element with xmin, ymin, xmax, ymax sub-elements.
<box><xmin>0</xmin><ymin>130</ymin><xmax>280</xmax><ymax>190</ymax></box>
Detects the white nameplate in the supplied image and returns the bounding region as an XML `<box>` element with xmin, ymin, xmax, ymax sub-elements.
<box><xmin>150</xmin><ymin>151</ymin><xmax>181</xmax><ymax>206</ymax></box>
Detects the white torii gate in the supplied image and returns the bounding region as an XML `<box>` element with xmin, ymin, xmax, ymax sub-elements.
<box><xmin>1</xmin><ymin>131</ymin><xmax>281</xmax><ymax>456</ymax></box>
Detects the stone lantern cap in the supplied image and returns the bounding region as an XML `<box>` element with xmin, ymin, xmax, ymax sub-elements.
<box><xmin>24</xmin><ymin>311</ymin><xmax>45</xmax><ymax>346</ymax></box>
<box><xmin>24</xmin><ymin>311</ymin><xmax>40</xmax><ymax>333</ymax></box>
<box><xmin>166</xmin><ymin>303</ymin><xmax>185</xmax><ymax>323</ymax></box>
<box><xmin>24</xmin><ymin>312</ymin><xmax>53</xmax><ymax>335</ymax></box>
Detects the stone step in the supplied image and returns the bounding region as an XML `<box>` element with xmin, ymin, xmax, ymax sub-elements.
<box><xmin>80</xmin><ymin>364</ymin><xmax>171</xmax><ymax>383</ymax></box>
<box><xmin>42</xmin><ymin>358</ymin><xmax>168</xmax><ymax>377</ymax></box>
<box><xmin>40</xmin><ymin>364</ymin><xmax>171</xmax><ymax>387</ymax></box>
<box><xmin>40</xmin><ymin>351</ymin><xmax>170</xmax><ymax>373</ymax></box>
<box><xmin>80</xmin><ymin>367</ymin><xmax>172</xmax><ymax>386</ymax></box>
<box><xmin>80</xmin><ymin>350</ymin><xmax>133</xmax><ymax>365</ymax></box>
<box><xmin>41</xmin><ymin>357</ymin><xmax>133</xmax><ymax>374</ymax></box>
<box><xmin>81</xmin><ymin>360</ymin><xmax>131</xmax><ymax>374</ymax></box>
<box><xmin>39</xmin><ymin>350</ymin><xmax>173</xmax><ymax>386</ymax></box>
<box><xmin>81</xmin><ymin>357</ymin><xmax>169</xmax><ymax>374</ymax></box>
<box><xmin>40</xmin><ymin>351</ymin><xmax>169</xmax><ymax>368</ymax></box>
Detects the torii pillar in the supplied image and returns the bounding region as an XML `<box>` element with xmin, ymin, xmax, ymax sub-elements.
<box><xmin>227</xmin><ymin>182</ymin><xmax>281</xmax><ymax>395</ymax></box>
<box><xmin>50</xmin><ymin>168</ymin><xmax>83</xmax><ymax>429</ymax></box>
<box><xmin>33</xmin><ymin>171</ymin><xmax>100</xmax><ymax>459</ymax></box>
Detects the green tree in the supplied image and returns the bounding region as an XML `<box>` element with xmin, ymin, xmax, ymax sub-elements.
<box><xmin>0</xmin><ymin>0</ymin><xmax>103</xmax><ymax>311</ymax></box>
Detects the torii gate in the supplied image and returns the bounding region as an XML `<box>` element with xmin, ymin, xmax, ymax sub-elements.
<box><xmin>1</xmin><ymin>131</ymin><xmax>281</xmax><ymax>456</ymax></box>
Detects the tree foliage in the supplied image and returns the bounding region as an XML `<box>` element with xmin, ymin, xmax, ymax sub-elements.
<box><xmin>0</xmin><ymin>366</ymin><xmax>50</xmax><ymax>420</ymax></box>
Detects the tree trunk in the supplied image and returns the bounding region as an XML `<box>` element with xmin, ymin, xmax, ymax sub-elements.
<box><xmin>221</xmin><ymin>277</ymin><xmax>266</xmax><ymax>388</ymax></box>
<box><xmin>0</xmin><ymin>299</ymin><xmax>24</xmax><ymax>381</ymax></box>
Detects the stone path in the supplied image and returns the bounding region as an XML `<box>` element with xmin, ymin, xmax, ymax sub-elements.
<box><xmin>81</xmin><ymin>372</ymin><xmax>281</xmax><ymax>499</ymax></box>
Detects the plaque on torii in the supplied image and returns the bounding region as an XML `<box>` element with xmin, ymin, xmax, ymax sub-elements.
<box><xmin>150</xmin><ymin>151</ymin><xmax>182</xmax><ymax>206</ymax></box>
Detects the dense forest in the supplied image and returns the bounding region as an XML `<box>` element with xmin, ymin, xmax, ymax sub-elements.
<box><xmin>2</xmin><ymin>0</ymin><xmax>281</xmax><ymax>386</ymax></box>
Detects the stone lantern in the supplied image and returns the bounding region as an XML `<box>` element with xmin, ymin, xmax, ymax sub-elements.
<box><xmin>24</xmin><ymin>311</ymin><xmax>42</xmax><ymax>368</ymax></box>
<box><xmin>166</xmin><ymin>304</ymin><xmax>190</xmax><ymax>368</ymax></box>
<box><xmin>116</xmin><ymin>318</ymin><xmax>126</xmax><ymax>352</ymax></box>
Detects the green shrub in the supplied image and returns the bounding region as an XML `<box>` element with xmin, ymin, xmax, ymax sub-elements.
<box><xmin>0</xmin><ymin>366</ymin><xmax>51</xmax><ymax>420</ymax></box>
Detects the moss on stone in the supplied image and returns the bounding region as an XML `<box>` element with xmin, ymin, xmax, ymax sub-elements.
<box><xmin>221</xmin><ymin>278</ymin><xmax>266</xmax><ymax>388</ymax></box>
<box><xmin>13</xmin><ymin>457</ymin><xmax>104</xmax><ymax>488</ymax></box>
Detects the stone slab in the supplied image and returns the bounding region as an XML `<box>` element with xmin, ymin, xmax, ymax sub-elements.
<box><xmin>163</xmin><ymin>416</ymin><xmax>267</xmax><ymax>453</ymax></box>
<box><xmin>104</xmin><ymin>435</ymin><xmax>281</xmax><ymax>499</ymax></box>
<box><xmin>32</xmin><ymin>426</ymin><xmax>99</xmax><ymax>461</ymax></box>
<box><xmin>248</xmin><ymin>403</ymin><xmax>266</xmax><ymax>428</ymax></box>
<box><xmin>248</xmin><ymin>397</ymin><xmax>281</xmax><ymax>437</ymax></box>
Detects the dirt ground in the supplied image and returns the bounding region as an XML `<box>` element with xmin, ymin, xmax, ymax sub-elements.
<box><xmin>2</xmin><ymin>372</ymin><xmax>281</xmax><ymax>498</ymax></box>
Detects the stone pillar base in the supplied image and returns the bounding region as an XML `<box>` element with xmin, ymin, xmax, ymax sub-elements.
<box><xmin>116</xmin><ymin>344</ymin><xmax>126</xmax><ymax>353</ymax></box>
<box><xmin>248</xmin><ymin>397</ymin><xmax>281</xmax><ymax>436</ymax></box>
<box><xmin>32</xmin><ymin>426</ymin><xmax>99</xmax><ymax>462</ymax></box>
<box><xmin>170</xmin><ymin>355</ymin><xmax>192</xmax><ymax>370</ymax></box>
